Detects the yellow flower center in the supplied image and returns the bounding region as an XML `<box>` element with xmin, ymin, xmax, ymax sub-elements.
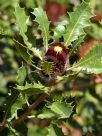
<box><xmin>54</xmin><ymin>46</ymin><xmax>62</xmax><ymax>54</ymax></box>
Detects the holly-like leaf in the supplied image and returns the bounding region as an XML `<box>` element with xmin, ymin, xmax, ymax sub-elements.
<box><xmin>48</xmin><ymin>125</ymin><xmax>64</xmax><ymax>136</ymax></box>
<box><xmin>16</xmin><ymin>82</ymin><xmax>48</xmax><ymax>95</ymax></box>
<box><xmin>41</xmin><ymin>61</ymin><xmax>55</xmax><ymax>76</ymax></box>
<box><xmin>32</xmin><ymin>7</ymin><xmax>50</xmax><ymax>51</ymax></box>
<box><xmin>48</xmin><ymin>100</ymin><xmax>73</xmax><ymax>119</ymax></box>
<box><xmin>15</xmin><ymin>5</ymin><xmax>43</xmax><ymax>59</ymax></box>
<box><xmin>73</xmin><ymin>44</ymin><xmax>102</xmax><ymax>74</ymax></box>
<box><xmin>15</xmin><ymin>4</ymin><xmax>32</xmax><ymax>48</ymax></box>
<box><xmin>17</xmin><ymin>65</ymin><xmax>27</xmax><ymax>85</ymax></box>
<box><xmin>64</xmin><ymin>1</ymin><xmax>93</xmax><ymax>47</ymax></box>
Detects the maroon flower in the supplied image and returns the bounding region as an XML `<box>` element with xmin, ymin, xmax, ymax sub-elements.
<box><xmin>40</xmin><ymin>42</ymin><xmax>68</xmax><ymax>81</ymax></box>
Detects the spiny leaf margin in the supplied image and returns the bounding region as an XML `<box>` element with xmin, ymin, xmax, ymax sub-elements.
<box><xmin>64</xmin><ymin>1</ymin><xmax>93</xmax><ymax>47</ymax></box>
<box><xmin>73</xmin><ymin>44</ymin><xmax>102</xmax><ymax>74</ymax></box>
<box><xmin>32</xmin><ymin>7</ymin><xmax>50</xmax><ymax>51</ymax></box>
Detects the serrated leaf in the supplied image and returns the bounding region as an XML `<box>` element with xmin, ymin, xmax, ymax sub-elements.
<box><xmin>48</xmin><ymin>125</ymin><xmax>64</xmax><ymax>136</ymax></box>
<box><xmin>73</xmin><ymin>44</ymin><xmax>102</xmax><ymax>74</ymax></box>
<box><xmin>16</xmin><ymin>82</ymin><xmax>48</xmax><ymax>95</ymax></box>
<box><xmin>17</xmin><ymin>65</ymin><xmax>27</xmax><ymax>85</ymax></box>
<box><xmin>48</xmin><ymin>100</ymin><xmax>73</xmax><ymax>119</ymax></box>
<box><xmin>69</xmin><ymin>34</ymin><xmax>86</xmax><ymax>56</ymax></box>
<box><xmin>41</xmin><ymin>61</ymin><xmax>54</xmax><ymax>76</ymax></box>
<box><xmin>32</xmin><ymin>7</ymin><xmax>50</xmax><ymax>51</ymax></box>
<box><xmin>64</xmin><ymin>1</ymin><xmax>93</xmax><ymax>47</ymax></box>
<box><xmin>15</xmin><ymin>4</ymin><xmax>32</xmax><ymax>48</ymax></box>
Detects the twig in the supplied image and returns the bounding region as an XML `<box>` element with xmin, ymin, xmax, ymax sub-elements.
<box><xmin>13</xmin><ymin>93</ymin><xmax>48</xmax><ymax>127</ymax></box>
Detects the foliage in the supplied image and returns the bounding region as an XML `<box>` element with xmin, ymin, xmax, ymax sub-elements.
<box><xmin>64</xmin><ymin>1</ymin><xmax>93</xmax><ymax>47</ymax></box>
<box><xmin>73</xmin><ymin>44</ymin><xmax>102</xmax><ymax>74</ymax></box>
<box><xmin>0</xmin><ymin>0</ymin><xmax>102</xmax><ymax>136</ymax></box>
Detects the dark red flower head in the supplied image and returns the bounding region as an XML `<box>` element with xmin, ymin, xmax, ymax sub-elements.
<box><xmin>45</xmin><ymin>42</ymin><xmax>67</xmax><ymax>63</ymax></box>
<box><xmin>40</xmin><ymin>42</ymin><xmax>68</xmax><ymax>81</ymax></box>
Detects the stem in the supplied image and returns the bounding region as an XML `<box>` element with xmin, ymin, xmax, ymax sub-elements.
<box><xmin>13</xmin><ymin>93</ymin><xmax>48</xmax><ymax>127</ymax></box>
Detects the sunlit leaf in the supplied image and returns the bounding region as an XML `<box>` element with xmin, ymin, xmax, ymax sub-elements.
<box><xmin>48</xmin><ymin>100</ymin><xmax>73</xmax><ymax>119</ymax></box>
<box><xmin>15</xmin><ymin>4</ymin><xmax>32</xmax><ymax>48</ymax></box>
<box><xmin>17</xmin><ymin>65</ymin><xmax>27</xmax><ymax>85</ymax></box>
<box><xmin>32</xmin><ymin>7</ymin><xmax>50</xmax><ymax>51</ymax></box>
<box><xmin>16</xmin><ymin>82</ymin><xmax>48</xmax><ymax>95</ymax></box>
<box><xmin>64</xmin><ymin>1</ymin><xmax>93</xmax><ymax>47</ymax></box>
<box><xmin>73</xmin><ymin>44</ymin><xmax>102</xmax><ymax>74</ymax></box>
<box><xmin>41</xmin><ymin>61</ymin><xmax>55</xmax><ymax>76</ymax></box>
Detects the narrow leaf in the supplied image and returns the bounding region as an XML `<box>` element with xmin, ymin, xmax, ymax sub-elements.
<box><xmin>16</xmin><ymin>82</ymin><xmax>48</xmax><ymax>95</ymax></box>
<box><xmin>32</xmin><ymin>7</ymin><xmax>50</xmax><ymax>51</ymax></box>
<box><xmin>15</xmin><ymin>5</ymin><xmax>32</xmax><ymax>48</ymax></box>
<box><xmin>64</xmin><ymin>1</ymin><xmax>93</xmax><ymax>47</ymax></box>
<box><xmin>73</xmin><ymin>44</ymin><xmax>102</xmax><ymax>74</ymax></box>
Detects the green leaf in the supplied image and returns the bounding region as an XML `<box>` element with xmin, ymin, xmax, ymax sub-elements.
<box><xmin>31</xmin><ymin>47</ymin><xmax>43</xmax><ymax>60</ymax></box>
<box><xmin>32</xmin><ymin>7</ymin><xmax>50</xmax><ymax>51</ymax></box>
<box><xmin>64</xmin><ymin>1</ymin><xmax>93</xmax><ymax>47</ymax></box>
<box><xmin>41</xmin><ymin>61</ymin><xmax>55</xmax><ymax>76</ymax></box>
<box><xmin>48</xmin><ymin>125</ymin><xmax>64</xmax><ymax>136</ymax></box>
<box><xmin>48</xmin><ymin>100</ymin><xmax>73</xmax><ymax>119</ymax></box>
<box><xmin>38</xmin><ymin>109</ymin><xmax>55</xmax><ymax>119</ymax></box>
<box><xmin>10</xmin><ymin>97</ymin><xmax>23</xmax><ymax>121</ymax></box>
<box><xmin>73</xmin><ymin>44</ymin><xmax>102</xmax><ymax>74</ymax></box>
<box><xmin>14</xmin><ymin>40</ymin><xmax>33</xmax><ymax>65</ymax></box>
<box><xmin>17</xmin><ymin>65</ymin><xmax>27</xmax><ymax>85</ymax></box>
<box><xmin>16</xmin><ymin>82</ymin><xmax>48</xmax><ymax>95</ymax></box>
<box><xmin>69</xmin><ymin>34</ymin><xmax>86</xmax><ymax>56</ymax></box>
<box><xmin>15</xmin><ymin>4</ymin><xmax>32</xmax><ymax>48</ymax></box>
